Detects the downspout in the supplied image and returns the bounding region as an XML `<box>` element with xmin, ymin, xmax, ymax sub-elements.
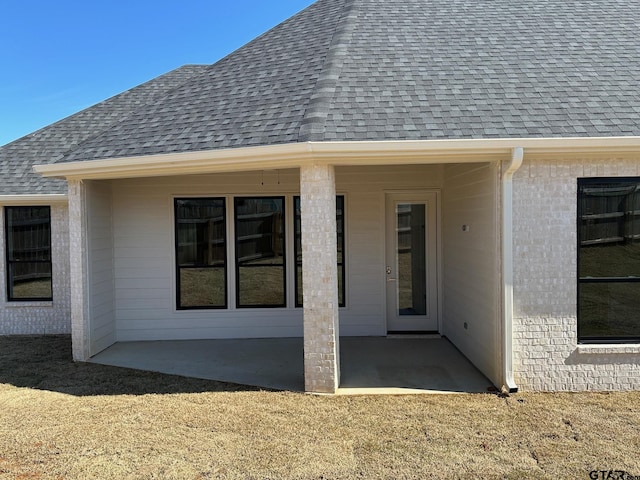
<box><xmin>502</xmin><ymin>147</ymin><xmax>524</xmax><ymax>393</ymax></box>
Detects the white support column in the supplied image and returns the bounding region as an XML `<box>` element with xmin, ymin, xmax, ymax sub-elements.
<box><xmin>300</xmin><ymin>163</ymin><xmax>340</xmax><ymax>394</ymax></box>
<box><xmin>68</xmin><ymin>179</ymin><xmax>91</xmax><ymax>361</ymax></box>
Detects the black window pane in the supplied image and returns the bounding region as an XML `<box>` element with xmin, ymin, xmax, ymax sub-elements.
<box><xmin>338</xmin><ymin>264</ymin><xmax>344</xmax><ymax>306</ymax></box>
<box><xmin>179</xmin><ymin>267</ymin><xmax>225</xmax><ymax>308</ymax></box>
<box><xmin>5</xmin><ymin>206</ymin><xmax>52</xmax><ymax>301</ymax></box>
<box><xmin>296</xmin><ymin>267</ymin><xmax>303</xmax><ymax>307</ymax></box>
<box><xmin>580</xmin><ymin>243</ymin><xmax>640</xmax><ymax>278</ymax></box>
<box><xmin>238</xmin><ymin>266</ymin><xmax>285</xmax><ymax>306</ymax></box>
<box><xmin>579</xmin><ymin>282</ymin><xmax>640</xmax><ymax>339</ymax></box>
<box><xmin>6</xmin><ymin>207</ymin><xmax>51</xmax><ymax>262</ymax></box>
<box><xmin>174</xmin><ymin>198</ymin><xmax>226</xmax><ymax>309</ymax></box>
<box><xmin>578</xmin><ymin>179</ymin><xmax>640</xmax><ymax>342</ymax></box>
<box><xmin>579</xmin><ymin>182</ymin><xmax>640</xmax><ymax>278</ymax></box>
<box><xmin>8</xmin><ymin>262</ymin><xmax>52</xmax><ymax>300</ymax></box>
<box><xmin>235</xmin><ymin>197</ymin><xmax>285</xmax><ymax>307</ymax></box>
<box><xmin>295</xmin><ymin>196</ymin><xmax>303</xmax><ymax>306</ymax></box>
<box><xmin>175</xmin><ymin>199</ymin><xmax>226</xmax><ymax>267</ymax></box>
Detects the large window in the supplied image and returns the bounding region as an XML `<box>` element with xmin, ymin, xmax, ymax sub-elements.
<box><xmin>173</xmin><ymin>195</ymin><xmax>346</xmax><ymax>310</ymax></box>
<box><xmin>578</xmin><ymin>178</ymin><xmax>640</xmax><ymax>342</ymax></box>
<box><xmin>235</xmin><ymin>197</ymin><xmax>286</xmax><ymax>308</ymax></box>
<box><xmin>5</xmin><ymin>206</ymin><xmax>52</xmax><ymax>301</ymax></box>
<box><xmin>175</xmin><ymin>198</ymin><xmax>227</xmax><ymax>309</ymax></box>
<box><xmin>294</xmin><ymin>196</ymin><xmax>345</xmax><ymax>307</ymax></box>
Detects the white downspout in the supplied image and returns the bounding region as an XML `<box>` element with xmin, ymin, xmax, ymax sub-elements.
<box><xmin>502</xmin><ymin>147</ymin><xmax>524</xmax><ymax>393</ymax></box>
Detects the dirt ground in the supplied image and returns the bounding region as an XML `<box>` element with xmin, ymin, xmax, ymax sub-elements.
<box><xmin>1</xmin><ymin>335</ymin><xmax>639</xmax><ymax>479</ymax></box>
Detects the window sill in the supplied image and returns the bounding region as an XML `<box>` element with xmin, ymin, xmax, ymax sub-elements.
<box><xmin>4</xmin><ymin>301</ymin><xmax>54</xmax><ymax>308</ymax></box>
<box><xmin>576</xmin><ymin>344</ymin><xmax>640</xmax><ymax>355</ymax></box>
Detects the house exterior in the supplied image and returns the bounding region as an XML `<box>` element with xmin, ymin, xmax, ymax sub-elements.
<box><xmin>2</xmin><ymin>0</ymin><xmax>640</xmax><ymax>394</ymax></box>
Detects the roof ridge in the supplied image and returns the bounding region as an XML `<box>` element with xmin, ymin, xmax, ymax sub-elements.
<box><xmin>297</xmin><ymin>0</ymin><xmax>358</xmax><ymax>142</ymax></box>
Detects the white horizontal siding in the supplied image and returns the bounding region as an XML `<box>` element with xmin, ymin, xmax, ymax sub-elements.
<box><xmin>442</xmin><ymin>163</ymin><xmax>500</xmax><ymax>386</ymax></box>
<box><xmin>86</xmin><ymin>181</ymin><xmax>116</xmax><ymax>354</ymax></box>
<box><xmin>108</xmin><ymin>166</ymin><xmax>445</xmax><ymax>341</ymax></box>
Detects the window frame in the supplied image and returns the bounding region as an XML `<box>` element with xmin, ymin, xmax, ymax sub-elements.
<box><xmin>234</xmin><ymin>196</ymin><xmax>287</xmax><ymax>309</ymax></box>
<box><xmin>174</xmin><ymin>197</ymin><xmax>228</xmax><ymax>310</ymax></box>
<box><xmin>577</xmin><ymin>177</ymin><xmax>640</xmax><ymax>344</ymax></box>
<box><xmin>4</xmin><ymin>205</ymin><xmax>53</xmax><ymax>302</ymax></box>
<box><xmin>293</xmin><ymin>195</ymin><xmax>346</xmax><ymax>308</ymax></box>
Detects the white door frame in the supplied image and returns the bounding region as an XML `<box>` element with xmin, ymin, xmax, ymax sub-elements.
<box><xmin>384</xmin><ymin>190</ymin><xmax>442</xmax><ymax>333</ymax></box>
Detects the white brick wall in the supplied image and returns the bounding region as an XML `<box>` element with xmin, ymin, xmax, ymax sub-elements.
<box><xmin>68</xmin><ymin>180</ymin><xmax>91</xmax><ymax>361</ymax></box>
<box><xmin>512</xmin><ymin>156</ymin><xmax>640</xmax><ymax>391</ymax></box>
<box><xmin>300</xmin><ymin>164</ymin><xmax>340</xmax><ymax>393</ymax></box>
<box><xmin>0</xmin><ymin>203</ymin><xmax>71</xmax><ymax>335</ymax></box>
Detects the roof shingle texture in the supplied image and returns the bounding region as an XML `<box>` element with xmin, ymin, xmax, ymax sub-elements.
<box><xmin>62</xmin><ymin>0</ymin><xmax>348</xmax><ymax>163</ymax></box>
<box><xmin>3</xmin><ymin>0</ymin><xmax>640</xmax><ymax>193</ymax></box>
<box><xmin>323</xmin><ymin>0</ymin><xmax>640</xmax><ymax>140</ymax></box>
<box><xmin>0</xmin><ymin>65</ymin><xmax>208</xmax><ymax>194</ymax></box>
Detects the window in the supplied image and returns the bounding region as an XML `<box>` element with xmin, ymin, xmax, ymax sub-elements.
<box><xmin>293</xmin><ymin>195</ymin><xmax>345</xmax><ymax>307</ymax></box>
<box><xmin>173</xmin><ymin>195</ymin><xmax>346</xmax><ymax>310</ymax></box>
<box><xmin>235</xmin><ymin>197</ymin><xmax>286</xmax><ymax>307</ymax></box>
<box><xmin>5</xmin><ymin>206</ymin><xmax>52</xmax><ymax>301</ymax></box>
<box><xmin>578</xmin><ymin>178</ymin><xmax>640</xmax><ymax>342</ymax></box>
<box><xmin>175</xmin><ymin>198</ymin><xmax>227</xmax><ymax>309</ymax></box>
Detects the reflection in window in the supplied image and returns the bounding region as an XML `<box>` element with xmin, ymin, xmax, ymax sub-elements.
<box><xmin>578</xmin><ymin>179</ymin><xmax>640</xmax><ymax>342</ymax></box>
<box><xmin>396</xmin><ymin>203</ymin><xmax>426</xmax><ymax>316</ymax></box>
<box><xmin>5</xmin><ymin>206</ymin><xmax>52</xmax><ymax>301</ymax></box>
<box><xmin>235</xmin><ymin>197</ymin><xmax>285</xmax><ymax>307</ymax></box>
<box><xmin>175</xmin><ymin>198</ymin><xmax>226</xmax><ymax>309</ymax></box>
<box><xmin>294</xmin><ymin>196</ymin><xmax>345</xmax><ymax>307</ymax></box>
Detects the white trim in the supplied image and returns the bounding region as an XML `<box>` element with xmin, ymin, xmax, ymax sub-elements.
<box><xmin>383</xmin><ymin>190</ymin><xmax>441</xmax><ymax>333</ymax></box>
<box><xmin>34</xmin><ymin>137</ymin><xmax>640</xmax><ymax>180</ymax></box>
<box><xmin>0</xmin><ymin>194</ymin><xmax>68</xmax><ymax>205</ymax></box>
<box><xmin>576</xmin><ymin>344</ymin><xmax>640</xmax><ymax>355</ymax></box>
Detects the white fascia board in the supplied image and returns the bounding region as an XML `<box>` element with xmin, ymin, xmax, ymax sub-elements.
<box><xmin>33</xmin><ymin>137</ymin><xmax>640</xmax><ymax>180</ymax></box>
<box><xmin>0</xmin><ymin>194</ymin><xmax>68</xmax><ymax>205</ymax></box>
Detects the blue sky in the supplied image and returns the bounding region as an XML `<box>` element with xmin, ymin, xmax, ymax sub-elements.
<box><xmin>0</xmin><ymin>0</ymin><xmax>316</xmax><ymax>146</ymax></box>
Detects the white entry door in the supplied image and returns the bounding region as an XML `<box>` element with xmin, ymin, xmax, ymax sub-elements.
<box><xmin>385</xmin><ymin>192</ymin><xmax>439</xmax><ymax>332</ymax></box>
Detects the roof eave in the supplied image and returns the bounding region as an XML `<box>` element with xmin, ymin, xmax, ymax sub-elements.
<box><xmin>33</xmin><ymin>137</ymin><xmax>640</xmax><ymax>181</ymax></box>
<box><xmin>0</xmin><ymin>194</ymin><xmax>69</xmax><ymax>205</ymax></box>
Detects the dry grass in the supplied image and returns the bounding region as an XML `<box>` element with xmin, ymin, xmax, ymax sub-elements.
<box><xmin>1</xmin><ymin>336</ymin><xmax>639</xmax><ymax>479</ymax></box>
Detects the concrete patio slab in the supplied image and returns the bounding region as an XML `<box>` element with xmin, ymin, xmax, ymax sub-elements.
<box><xmin>90</xmin><ymin>336</ymin><xmax>494</xmax><ymax>394</ymax></box>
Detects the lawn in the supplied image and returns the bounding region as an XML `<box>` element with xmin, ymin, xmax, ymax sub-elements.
<box><xmin>1</xmin><ymin>336</ymin><xmax>639</xmax><ymax>479</ymax></box>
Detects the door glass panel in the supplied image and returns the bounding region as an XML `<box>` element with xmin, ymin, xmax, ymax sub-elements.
<box><xmin>397</xmin><ymin>203</ymin><xmax>426</xmax><ymax>315</ymax></box>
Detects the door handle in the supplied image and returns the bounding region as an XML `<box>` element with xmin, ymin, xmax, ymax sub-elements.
<box><xmin>386</xmin><ymin>266</ymin><xmax>396</xmax><ymax>281</ymax></box>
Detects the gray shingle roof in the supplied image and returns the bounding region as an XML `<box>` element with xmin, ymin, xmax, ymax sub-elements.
<box><xmin>0</xmin><ymin>65</ymin><xmax>208</xmax><ymax>194</ymax></box>
<box><xmin>322</xmin><ymin>0</ymin><xmax>640</xmax><ymax>140</ymax></box>
<box><xmin>3</xmin><ymin>0</ymin><xmax>640</xmax><ymax>193</ymax></box>
<box><xmin>63</xmin><ymin>0</ymin><xmax>348</xmax><ymax>162</ymax></box>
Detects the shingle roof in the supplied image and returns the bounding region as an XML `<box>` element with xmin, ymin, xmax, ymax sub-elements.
<box><xmin>62</xmin><ymin>0</ymin><xmax>349</xmax><ymax>162</ymax></box>
<box><xmin>0</xmin><ymin>65</ymin><xmax>208</xmax><ymax>194</ymax></box>
<box><xmin>322</xmin><ymin>0</ymin><xmax>640</xmax><ymax>141</ymax></box>
<box><xmin>3</xmin><ymin>0</ymin><xmax>640</xmax><ymax>193</ymax></box>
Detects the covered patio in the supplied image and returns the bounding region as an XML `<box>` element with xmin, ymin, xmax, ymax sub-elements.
<box><xmin>90</xmin><ymin>336</ymin><xmax>494</xmax><ymax>394</ymax></box>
